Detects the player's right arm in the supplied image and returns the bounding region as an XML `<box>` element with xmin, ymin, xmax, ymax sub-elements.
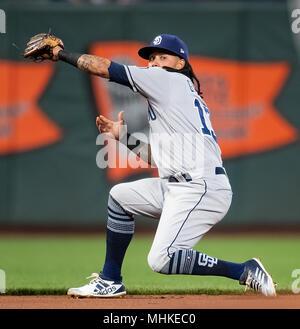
<box><xmin>96</xmin><ymin>112</ymin><xmax>156</xmax><ymax>167</ymax></box>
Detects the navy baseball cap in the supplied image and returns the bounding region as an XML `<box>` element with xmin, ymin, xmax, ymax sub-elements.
<box><xmin>138</xmin><ymin>34</ymin><xmax>189</xmax><ymax>62</ymax></box>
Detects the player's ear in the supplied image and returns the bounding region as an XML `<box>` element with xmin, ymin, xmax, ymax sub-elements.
<box><xmin>176</xmin><ymin>58</ymin><xmax>185</xmax><ymax>70</ymax></box>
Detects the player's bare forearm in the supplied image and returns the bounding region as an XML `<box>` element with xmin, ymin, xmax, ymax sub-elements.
<box><xmin>96</xmin><ymin>112</ymin><xmax>156</xmax><ymax>167</ymax></box>
<box><xmin>126</xmin><ymin>135</ymin><xmax>156</xmax><ymax>167</ymax></box>
<box><xmin>136</xmin><ymin>143</ymin><xmax>156</xmax><ymax>167</ymax></box>
<box><xmin>77</xmin><ymin>54</ymin><xmax>110</xmax><ymax>78</ymax></box>
<box><xmin>53</xmin><ymin>46</ymin><xmax>110</xmax><ymax>78</ymax></box>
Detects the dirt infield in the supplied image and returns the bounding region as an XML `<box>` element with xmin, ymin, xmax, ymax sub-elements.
<box><xmin>0</xmin><ymin>294</ymin><xmax>299</xmax><ymax>309</ymax></box>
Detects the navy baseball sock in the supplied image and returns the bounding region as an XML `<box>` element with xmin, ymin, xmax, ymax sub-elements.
<box><xmin>165</xmin><ymin>250</ymin><xmax>244</xmax><ymax>280</ymax></box>
<box><xmin>100</xmin><ymin>195</ymin><xmax>134</xmax><ymax>282</ymax></box>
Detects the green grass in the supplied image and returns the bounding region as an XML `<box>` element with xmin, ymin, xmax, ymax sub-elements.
<box><xmin>0</xmin><ymin>235</ymin><xmax>298</xmax><ymax>295</ymax></box>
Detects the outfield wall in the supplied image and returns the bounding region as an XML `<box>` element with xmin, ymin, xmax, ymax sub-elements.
<box><xmin>0</xmin><ymin>2</ymin><xmax>299</xmax><ymax>226</ymax></box>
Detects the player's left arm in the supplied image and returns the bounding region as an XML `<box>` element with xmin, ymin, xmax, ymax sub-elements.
<box><xmin>51</xmin><ymin>46</ymin><xmax>111</xmax><ymax>78</ymax></box>
<box><xmin>24</xmin><ymin>36</ymin><xmax>129</xmax><ymax>83</ymax></box>
<box><xmin>77</xmin><ymin>54</ymin><xmax>110</xmax><ymax>78</ymax></box>
<box><xmin>52</xmin><ymin>46</ymin><xmax>133</xmax><ymax>89</ymax></box>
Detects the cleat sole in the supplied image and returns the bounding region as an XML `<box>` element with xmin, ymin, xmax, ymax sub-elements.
<box><xmin>67</xmin><ymin>291</ymin><xmax>126</xmax><ymax>298</ymax></box>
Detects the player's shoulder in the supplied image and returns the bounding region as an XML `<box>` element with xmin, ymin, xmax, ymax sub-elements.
<box><xmin>128</xmin><ymin>65</ymin><xmax>175</xmax><ymax>76</ymax></box>
<box><xmin>126</xmin><ymin>66</ymin><xmax>189</xmax><ymax>89</ymax></box>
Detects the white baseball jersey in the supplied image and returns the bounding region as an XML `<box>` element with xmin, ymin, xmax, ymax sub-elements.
<box><xmin>124</xmin><ymin>66</ymin><xmax>223</xmax><ymax>178</ymax></box>
<box><xmin>108</xmin><ymin>61</ymin><xmax>232</xmax><ymax>273</ymax></box>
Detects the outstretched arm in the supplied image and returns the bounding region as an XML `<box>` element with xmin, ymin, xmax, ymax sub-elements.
<box><xmin>96</xmin><ymin>111</ymin><xmax>156</xmax><ymax>167</ymax></box>
<box><xmin>52</xmin><ymin>46</ymin><xmax>111</xmax><ymax>78</ymax></box>
<box><xmin>77</xmin><ymin>55</ymin><xmax>111</xmax><ymax>78</ymax></box>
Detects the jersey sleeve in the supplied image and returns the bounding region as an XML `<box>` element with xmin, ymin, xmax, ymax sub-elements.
<box><xmin>108</xmin><ymin>61</ymin><xmax>132</xmax><ymax>89</ymax></box>
<box><xmin>124</xmin><ymin>66</ymin><xmax>170</xmax><ymax>101</ymax></box>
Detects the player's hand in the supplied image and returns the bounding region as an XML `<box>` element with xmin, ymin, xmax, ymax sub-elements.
<box><xmin>52</xmin><ymin>45</ymin><xmax>64</xmax><ymax>61</ymax></box>
<box><xmin>96</xmin><ymin>111</ymin><xmax>125</xmax><ymax>140</ymax></box>
<box><xmin>24</xmin><ymin>34</ymin><xmax>64</xmax><ymax>61</ymax></box>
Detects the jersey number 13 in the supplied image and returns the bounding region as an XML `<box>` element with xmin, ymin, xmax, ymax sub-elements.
<box><xmin>194</xmin><ymin>99</ymin><xmax>217</xmax><ymax>142</ymax></box>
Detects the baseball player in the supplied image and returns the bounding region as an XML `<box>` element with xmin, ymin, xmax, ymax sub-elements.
<box><xmin>24</xmin><ymin>33</ymin><xmax>276</xmax><ymax>297</ymax></box>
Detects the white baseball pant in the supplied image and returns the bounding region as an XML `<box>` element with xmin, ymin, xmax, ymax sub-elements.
<box><xmin>110</xmin><ymin>173</ymin><xmax>232</xmax><ymax>273</ymax></box>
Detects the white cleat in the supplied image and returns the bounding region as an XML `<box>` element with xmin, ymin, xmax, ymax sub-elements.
<box><xmin>239</xmin><ymin>258</ymin><xmax>277</xmax><ymax>296</ymax></box>
<box><xmin>67</xmin><ymin>273</ymin><xmax>126</xmax><ymax>298</ymax></box>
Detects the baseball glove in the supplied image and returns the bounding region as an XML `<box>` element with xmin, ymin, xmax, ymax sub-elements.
<box><xmin>24</xmin><ymin>33</ymin><xmax>64</xmax><ymax>61</ymax></box>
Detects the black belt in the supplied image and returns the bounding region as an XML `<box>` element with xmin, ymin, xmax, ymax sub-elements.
<box><xmin>168</xmin><ymin>167</ymin><xmax>226</xmax><ymax>183</ymax></box>
<box><xmin>215</xmin><ymin>167</ymin><xmax>226</xmax><ymax>175</ymax></box>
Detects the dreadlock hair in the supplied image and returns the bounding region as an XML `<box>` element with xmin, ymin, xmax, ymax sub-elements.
<box><xmin>164</xmin><ymin>60</ymin><xmax>203</xmax><ymax>98</ymax></box>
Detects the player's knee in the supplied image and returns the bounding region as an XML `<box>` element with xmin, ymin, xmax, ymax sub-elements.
<box><xmin>147</xmin><ymin>248</ymin><xmax>170</xmax><ymax>274</ymax></box>
<box><xmin>109</xmin><ymin>183</ymin><xmax>126</xmax><ymax>204</ymax></box>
